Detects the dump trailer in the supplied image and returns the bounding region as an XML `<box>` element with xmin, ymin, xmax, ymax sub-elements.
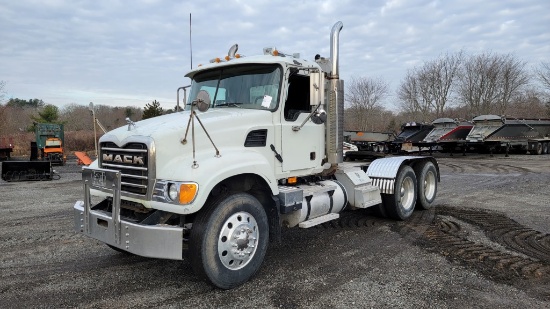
<box><xmin>414</xmin><ymin>118</ymin><xmax>473</xmax><ymax>153</ymax></box>
<box><xmin>465</xmin><ymin>115</ymin><xmax>550</xmax><ymax>154</ymax></box>
<box><xmin>384</xmin><ymin>122</ymin><xmax>434</xmax><ymax>153</ymax></box>
<box><xmin>34</xmin><ymin>123</ymin><xmax>66</xmax><ymax>165</ymax></box>
<box><xmin>73</xmin><ymin>22</ymin><xmax>441</xmax><ymax>289</ymax></box>
<box><xmin>344</xmin><ymin>131</ymin><xmax>395</xmax><ymax>151</ymax></box>
<box><xmin>0</xmin><ymin>137</ymin><xmax>14</xmax><ymax>160</ymax></box>
<box><xmin>342</xmin><ymin>131</ymin><xmax>392</xmax><ymax>161</ymax></box>
<box><xmin>0</xmin><ymin>123</ymin><xmax>65</xmax><ymax>181</ymax></box>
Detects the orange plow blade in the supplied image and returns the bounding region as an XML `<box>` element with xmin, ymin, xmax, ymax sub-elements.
<box><xmin>75</xmin><ymin>152</ymin><xmax>93</xmax><ymax>166</ymax></box>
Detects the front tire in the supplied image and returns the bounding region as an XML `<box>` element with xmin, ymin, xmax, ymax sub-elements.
<box><xmin>189</xmin><ymin>192</ymin><xmax>269</xmax><ymax>289</ymax></box>
<box><xmin>414</xmin><ymin>161</ymin><xmax>438</xmax><ymax>210</ymax></box>
<box><xmin>382</xmin><ymin>165</ymin><xmax>417</xmax><ymax>220</ymax></box>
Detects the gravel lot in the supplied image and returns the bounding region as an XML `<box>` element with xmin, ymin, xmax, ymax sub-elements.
<box><xmin>1</xmin><ymin>154</ymin><xmax>549</xmax><ymax>308</ymax></box>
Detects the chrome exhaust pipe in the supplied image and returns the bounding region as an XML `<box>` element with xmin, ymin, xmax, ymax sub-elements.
<box><xmin>330</xmin><ymin>21</ymin><xmax>343</xmax><ymax>79</ymax></box>
<box><xmin>326</xmin><ymin>21</ymin><xmax>344</xmax><ymax>166</ymax></box>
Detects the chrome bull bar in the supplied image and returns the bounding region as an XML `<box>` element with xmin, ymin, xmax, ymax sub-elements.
<box><xmin>74</xmin><ymin>167</ymin><xmax>184</xmax><ymax>260</ymax></box>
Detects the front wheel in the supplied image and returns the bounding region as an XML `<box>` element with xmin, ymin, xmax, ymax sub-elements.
<box><xmin>414</xmin><ymin>161</ymin><xmax>438</xmax><ymax>210</ymax></box>
<box><xmin>189</xmin><ymin>192</ymin><xmax>269</xmax><ymax>289</ymax></box>
<box><xmin>382</xmin><ymin>165</ymin><xmax>417</xmax><ymax>220</ymax></box>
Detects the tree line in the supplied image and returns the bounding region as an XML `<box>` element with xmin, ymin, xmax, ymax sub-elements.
<box><xmin>0</xmin><ymin>97</ymin><xmax>175</xmax><ymax>137</ymax></box>
<box><xmin>0</xmin><ymin>94</ymin><xmax>172</xmax><ymax>155</ymax></box>
<box><xmin>345</xmin><ymin>51</ymin><xmax>550</xmax><ymax>132</ymax></box>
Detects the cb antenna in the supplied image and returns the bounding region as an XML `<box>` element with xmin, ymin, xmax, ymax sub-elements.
<box><xmin>189</xmin><ymin>13</ymin><xmax>192</xmax><ymax>69</ymax></box>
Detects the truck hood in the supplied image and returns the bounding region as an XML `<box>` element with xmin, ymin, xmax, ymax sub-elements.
<box><xmin>99</xmin><ymin>108</ymin><xmax>274</xmax><ymax>178</ymax></box>
<box><xmin>102</xmin><ymin>108</ymin><xmax>271</xmax><ymax>141</ymax></box>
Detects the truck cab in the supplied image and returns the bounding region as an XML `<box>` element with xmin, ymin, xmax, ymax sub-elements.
<box><xmin>43</xmin><ymin>137</ymin><xmax>65</xmax><ymax>164</ymax></box>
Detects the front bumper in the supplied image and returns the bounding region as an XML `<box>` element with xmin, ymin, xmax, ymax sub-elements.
<box><xmin>73</xmin><ymin>167</ymin><xmax>184</xmax><ymax>260</ymax></box>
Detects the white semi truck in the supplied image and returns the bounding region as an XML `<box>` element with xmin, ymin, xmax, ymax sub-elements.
<box><xmin>74</xmin><ymin>22</ymin><xmax>440</xmax><ymax>289</ymax></box>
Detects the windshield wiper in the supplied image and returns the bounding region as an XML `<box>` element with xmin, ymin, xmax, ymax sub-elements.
<box><xmin>216</xmin><ymin>102</ymin><xmax>242</xmax><ymax>108</ymax></box>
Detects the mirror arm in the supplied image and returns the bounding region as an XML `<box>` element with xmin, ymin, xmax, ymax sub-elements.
<box><xmin>292</xmin><ymin>102</ymin><xmax>322</xmax><ymax>131</ymax></box>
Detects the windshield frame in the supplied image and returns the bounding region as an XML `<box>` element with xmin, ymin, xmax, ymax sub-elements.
<box><xmin>187</xmin><ymin>63</ymin><xmax>283</xmax><ymax>112</ymax></box>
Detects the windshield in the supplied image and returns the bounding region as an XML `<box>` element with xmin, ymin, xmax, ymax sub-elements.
<box><xmin>45</xmin><ymin>140</ymin><xmax>61</xmax><ymax>147</ymax></box>
<box><xmin>188</xmin><ymin>64</ymin><xmax>282</xmax><ymax>110</ymax></box>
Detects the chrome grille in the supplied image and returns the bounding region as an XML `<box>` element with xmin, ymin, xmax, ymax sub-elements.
<box><xmin>100</xmin><ymin>142</ymin><xmax>148</xmax><ymax>196</ymax></box>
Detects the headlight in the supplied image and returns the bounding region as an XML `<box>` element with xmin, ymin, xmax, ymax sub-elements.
<box><xmin>153</xmin><ymin>180</ymin><xmax>199</xmax><ymax>205</ymax></box>
<box><xmin>168</xmin><ymin>183</ymin><xmax>179</xmax><ymax>201</ymax></box>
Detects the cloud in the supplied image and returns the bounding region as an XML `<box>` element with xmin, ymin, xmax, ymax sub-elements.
<box><xmin>0</xmin><ymin>0</ymin><xmax>548</xmax><ymax>109</ymax></box>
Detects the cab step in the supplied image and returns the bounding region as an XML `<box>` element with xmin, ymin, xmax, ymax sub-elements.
<box><xmin>298</xmin><ymin>213</ymin><xmax>339</xmax><ymax>228</ymax></box>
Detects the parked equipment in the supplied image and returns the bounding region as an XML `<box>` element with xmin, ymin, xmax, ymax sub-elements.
<box><xmin>75</xmin><ymin>151</ymin><xmax>93</xmax><ymax>166</ymax></box>
<box><xmin>415</xmin><ymin>118</ymin><xmax>474</xmax><ymax>153</ymax></box>
<box><xmin>1</xmin><ymin>161</ymin><xmax>53</xmax><ymax>181</ymax></box>
<box><xmin>465</xmin><ymin>115</ymin><xmax>550</xmax><ymax>154</ymax></box>
<box><xmin>0</xmin><ymin>137</ymin><xmax>13</xmax><ymax>160</ymax></box>
<box><xmin>33</xmin><ymin>123</ymin><xmax>66</xmax><ymax>165</ymax></box>
<box><xmin>385</xmin><ymin>122</ymin><xmax>434</xmax><ymax>153</ymax></box>
<box><xmin>344</xmin><ymin>131</ymin><xmax>395</xmax><ymax>151</ymax></box>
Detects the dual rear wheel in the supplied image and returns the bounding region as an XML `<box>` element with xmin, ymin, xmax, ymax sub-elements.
<box><xmin>381</xmin><ymin>161</ymin><xmax>438</xmax><ymax>220</ymax></box>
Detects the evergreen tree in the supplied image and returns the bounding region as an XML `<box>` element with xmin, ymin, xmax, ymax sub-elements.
<box><xmin>6</xmin><ymin>98</ymin><xmax>45</xmax><ymax>108</ymax></box>
<box><xmin>142</xmin><ymin>100</ymin><xmax>164</xmax><ymax>119</ymax></box>
<box><xmin>28</xmin><ymin>104</ymin><xmax>63</xmax><ymax>131</ymax></box>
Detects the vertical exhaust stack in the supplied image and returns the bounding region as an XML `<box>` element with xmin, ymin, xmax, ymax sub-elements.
<box><xmin>329</xmin><ymin>21</ymin><xmax>343</xmax><ymax>79</ymax></box>
<box><xmin>326</xmin><ymin>21</ymin><xmax>344</xmax><ymax>165</ymax></box>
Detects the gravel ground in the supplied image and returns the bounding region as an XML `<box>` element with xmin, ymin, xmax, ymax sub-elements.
<box><xmin>0</xmin><ymin>154</ymin><xmax>549</xmax><ymax>308</ymax></box>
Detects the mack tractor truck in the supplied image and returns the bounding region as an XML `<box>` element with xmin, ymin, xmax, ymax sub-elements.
<box><xmin>74</xmin><ymin>21</ymin><xmax>440</xmax><ymax>289</ymax></box>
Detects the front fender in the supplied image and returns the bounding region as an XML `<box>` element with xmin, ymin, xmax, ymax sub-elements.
<box><xmin>154</xmin><ymin>148</ymin><xmax>277</xmax><ymax>214</ymax></box>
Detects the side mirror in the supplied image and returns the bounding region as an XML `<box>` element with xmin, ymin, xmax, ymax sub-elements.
<box><xmin>311</xmin><ymin>108</ymin><xmax>327</xmax><ymax>124</ymax></box>
<box><xmin>193</xmin><ymin>90</ymin><xmax>211</xmax><ymax>112</ymax></box>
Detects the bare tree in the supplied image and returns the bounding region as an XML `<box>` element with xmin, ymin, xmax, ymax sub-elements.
<box><xmin>61</xmin><ymin>104</ymin><xmax>95</xmax><ymax>131</ymax></box>
<box><xmin>505</xmin><ymin>88</ymin><xmax>547</xmax><ymax>118</ymax></box>
<box><xmin>0</xmin><ymin>105</ymin><xmax>35</xmax><ymax>134</ymax></box>
<box><xmin>345</xmin><ymin>76</ymin><xmax>389</xmax><ymax>131</ymax></box>
<box><xmin>0</xmin><ymin>80</ymin><xmax>6</xmax><ymax>104</ymax></box>
<box><xmin>397</xmin><ymin>69</ymin><xmax>432</xmax><ymax>122</ymax></box>
<box><xmin>397</xmin><ymin>52</ymin><xmax>463</xmax><ymax>121</ymax></box>
<box><xmin>458</xmin><ymin>53</ymin><xmax>499</xmax><ymax>115</ymax></box>
<box><xmin>534</xmin><ymin>61</ymin><xmax>550</xmax><ymax>93</ymax></box>
<box><xmin>425</xmin><ymin>51</ymin><xmax>463</xmax><ymax>116</ymax></box>
<box><xmin>457</xmin><ymin>52</ymin><xmax>529</xmax><ymax>116</ymax></box>
<box><xmin>496</xmin><ymin>54</ymin><xmax>530</xmax><ymax>114</ymax></box>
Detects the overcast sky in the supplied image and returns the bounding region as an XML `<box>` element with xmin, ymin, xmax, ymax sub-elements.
<box><xmin>1</xmin><ymin>0</ymin><xmax>548</xmax><ymax>111</ymax></box>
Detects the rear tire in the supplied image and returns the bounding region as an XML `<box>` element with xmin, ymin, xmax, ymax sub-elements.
<box><xmin>189</xmin><ymin>192</ymin><xmax>269</xmax><ymax>289</ymax></box>
<box><xmin>414</xmin><ymin>161</ymin><xmax>438</xmax><ymax>210</ymax></box>
<box><xmin>543</xmin><ymin>142</ymin><xmax>549</xmax><ymax>155</ymax></box>
<box><xmin>382</xmin><ymin>165</ymin><xmax>417</xmax><ymax>220</ymax></box>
